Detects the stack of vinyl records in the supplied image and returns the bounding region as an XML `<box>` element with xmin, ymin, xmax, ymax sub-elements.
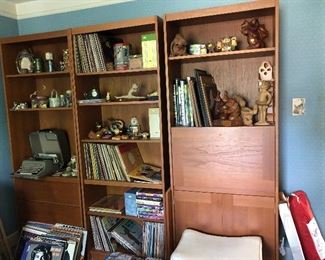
<box><xmin>143</xmin><ymin>222</ymin><xmax>164</xmax><ymax>259</ymax></box>
<box><xmin>136</xmin><ymin>189</ymin><xmax>164</xmax><ymax>220</ymax></box>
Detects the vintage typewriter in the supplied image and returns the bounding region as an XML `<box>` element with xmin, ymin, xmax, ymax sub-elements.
<box><xmin>15</xmin><ymin>129</ymin><xmax>70</xmax><ymax>179</ymax></box>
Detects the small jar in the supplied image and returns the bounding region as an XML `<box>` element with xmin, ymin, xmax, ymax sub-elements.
<box><xmin>44</xmin><ymin>52</ymin><xmax>54</xmax><ymax>72</ymax></box>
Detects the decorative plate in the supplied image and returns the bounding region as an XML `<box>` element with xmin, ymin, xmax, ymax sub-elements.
<box><xmin>16</xmin><ymin>49</ymin><xmax>34</xmax><ymax>74</ymax></box>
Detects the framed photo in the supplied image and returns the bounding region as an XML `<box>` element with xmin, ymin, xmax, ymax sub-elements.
<box><xmin>16</xmin><ymin>49</ymin><xmax>34</xmax><ymax>74</ymax></box>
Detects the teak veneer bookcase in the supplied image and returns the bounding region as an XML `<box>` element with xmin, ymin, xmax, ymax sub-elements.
<box><xmin>164</xmin><ymin>0</ymin><xmax>279</xmax><ymax>259</ymax></box>
<box><xmin>0</xmin><ymin>30</ymin><xmax>83</xmax><ymax>226</ymax></box>
<box><xmin>71</xmin><ymin>16</ymin><xmax>171</xmax><ymax>259</ymax></box>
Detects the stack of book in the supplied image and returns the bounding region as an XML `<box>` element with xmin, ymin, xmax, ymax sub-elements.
<box><xmin>83</xmin><ymin>143</ymin><xmax>143</xmax><ymax>181</ymax></box>
<box><xmin>89</xmin><ymin>216</ymin><xmax>118</xmax><ymax>252</ymax></box>
<box><xmin>173</xmin><ymin>69</ymin><xmax>218</xmax><ymax>127</ymax></box>
<box><xmin>15</xmin><ymin>221</ymin><xmax>87</xmax><ymax>260</ymax></box>
<box><xmin>74</xmin><ymin>33</ymin><xmax>106</xmax><ymax>73</ymax></box>
<box><xmin>136</xmin><ymin>189</ymin><xmax>164</xmax><ymax>220</ymax></box>
<box><xmin>143</xmin><ymin>222</ymin><xmax>164</xmax><ymax>258</ymax></box>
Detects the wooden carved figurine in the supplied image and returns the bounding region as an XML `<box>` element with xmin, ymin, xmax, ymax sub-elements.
<box><xmin>259</xmin><ymin>61</ymin><xmax>274</xmax><ymax>81</ymax></box>
<box><xmin>240</xmin><ymin>18</ymin><xmax>268</xmax><ymax>48</ymax></box>
<box><xmin>255</xmin><ymin>80</ymin><xmax>273</xmax><ymax>126</ymax></box>
<box><xmin>170</xmin><ymin>34</ymin><xmax>187</xmax><ymax>56</ymax></box>
<box><xmin>234</xmin><ymin>95</ymin><xmax>257</xmax><ymax>126</ymax></box>
<box><xmin>213</xmin><ymin>91</ymin><xmax>242</xmax><ymax>126</ymax></box>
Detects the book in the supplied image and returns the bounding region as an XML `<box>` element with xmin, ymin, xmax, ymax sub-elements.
<box><xmin>115</xmin><ymin>143</ymin><xmax>143</xmax><ymax>178</ymax></box>
<box><xmin>194</xmin><ymin>69</ymin><xmax>218</xmax><ymax>127</ymax></box>
<box><xmin>111</xmin><ymin>219</ymin><xmax>143</xmax><ymax>256</ymax></box>
<box><xmin>129</xmin><ymin>164</ymin><xmax>162</xmax><ymax>184</ymax></box>
<box><xmin>89</xmin><ymin>195</ymin><xmax>125</xmax><ymax>214</ymax></box>
<box><xmin>21</xmin><ymin>240</ymin><xmax>65</xmax><ymax>260</ymax></box>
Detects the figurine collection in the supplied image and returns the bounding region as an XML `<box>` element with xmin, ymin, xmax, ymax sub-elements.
<box><xmin>169</xmin><ymin>17</ymin><xmax>268</xmax><ymax>57</ymax></box>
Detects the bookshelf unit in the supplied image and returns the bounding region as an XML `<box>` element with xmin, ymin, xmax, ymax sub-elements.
<box><xmin>0</xmin><ymin>30</ymin><xmax>83</xmax><ymax>226</ymax></box>
<box><xmin>71</xmin><ymin>16</ymin><xmax>171</xmax><ymax>259</ymax></box>
<box><xmin>164</xmin><ymin>1</ymin><xmax>279</xmax><ymax>259</ymax></box>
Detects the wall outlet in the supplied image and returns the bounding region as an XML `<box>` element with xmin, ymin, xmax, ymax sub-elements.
<box><xmin>292</xmin><ymin>98</ymin><xmax>305</xmax><ymax>116</ymax></box>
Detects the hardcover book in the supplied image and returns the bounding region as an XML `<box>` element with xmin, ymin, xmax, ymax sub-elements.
<box><xmin>89</xmin><ymin>195</ymin><xmax>125</xmax><ymax>214</ymax></box>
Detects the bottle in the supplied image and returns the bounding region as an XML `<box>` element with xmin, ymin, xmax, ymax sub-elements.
<box><xmin>44</xmin><ymin>52</ymin><xmax>54</xmax><ymax>72</ymax></box>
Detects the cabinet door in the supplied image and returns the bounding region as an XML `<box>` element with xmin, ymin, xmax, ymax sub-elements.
<box><xmin>173</xmin><ymin>190</ymin><xmax>276</xmax><ymax>260</ymax></box>
<box><xmin>171</xmin><ymin>127</ymin><xmax>275</xmax><ymax>196</ymax></box>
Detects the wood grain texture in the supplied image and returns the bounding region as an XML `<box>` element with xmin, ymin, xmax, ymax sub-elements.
<box><xmin>173</xmin><ymin>190</ymin><xmax>276</xmax><ymax>260</ymax></box>
<box><xmin>171</xmin><ymin>127</ymin><xmax>275</xmax><ymax>196</ymax></box>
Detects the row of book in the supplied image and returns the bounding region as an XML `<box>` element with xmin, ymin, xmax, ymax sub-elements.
<box><xmin>173</xmin><ymin>69</ymin><xmax>217</xmax><ymax>127</ymax></box>
<box><xmin>83</xmin><ymin>143</ymin><xmax>140</xmax><ymax>181</ymax></box>
<box><xmin>136</xmin><ymin>189</ymin><xmax>164</xmax><ymax>221</ymax></box>
<box><xmin>90</xmin><ymin>216</ymin><xmax>164</xmax><ymax>258</ymax></box>
<box><xmin>16</xmin><ymin>221</ymin><xmax>87</xmax><ymax>260</ymax></box>
<box><xmin>74</xmin><ymin>33</ymin><xmax>106</xmax><ymax>73</ymax></box>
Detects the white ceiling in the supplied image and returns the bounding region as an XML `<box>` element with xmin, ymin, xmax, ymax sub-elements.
<box><xmin>0</xmin><ymin>0</ymin><xmax>133</xmax><ymax>19</ymax></box>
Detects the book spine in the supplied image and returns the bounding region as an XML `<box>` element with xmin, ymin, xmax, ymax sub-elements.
<box><xmin>89</xmin><ymin>216</ymin><xmax>104</xmax><ymax>251</ymax></box>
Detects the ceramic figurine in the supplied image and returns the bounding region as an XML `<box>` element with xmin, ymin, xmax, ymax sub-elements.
<box><xmin>259</xmin><ymin>61</ymin><xmax>273</xmax><ymax>81</ymax></box>
<box><xmin>241</xmin><ymin>18</ymin><xmax>268</xmax><ymax>48</ymax></box>
<box><xmin>115</xmin><ymin>83</ymin><xmax>146</xmax><ymax>101</ymax></box>
<box><xmin>129</xmin><ymin>116</ymin><xmax>140</xmax><ymax>139</ymax></box>
<box><xmin>255</xmin><ymin>80</ymin><xmax>273</xmax><ymax>126</ymax></box>
<box><xmin>216</xmin><ymin>36</ymin><xmax>238</xmax><ymax>52</ymax></box>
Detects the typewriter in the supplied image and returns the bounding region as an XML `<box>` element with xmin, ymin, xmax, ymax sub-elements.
<box><xmin>15</xmin><ymin>129</ymin><xmax>70</xmax><ymax>179</ymax></box>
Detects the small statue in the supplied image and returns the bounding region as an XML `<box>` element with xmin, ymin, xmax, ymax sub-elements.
<box><xmin>170</xmin><ymin>34</ymin><xmax>187</xmax><ymax>57</ymax></box>
<box><xmin>216</xmin><ymin>36</ymin><xmax>238</xmax><ymax>52</ymax></box>
<box><xmin>234</xmin><ymin>95</ymin><xmax>257</xmax><ymax>126</ymax></box>
<box><xmin>207</xmin><ymin>42</ymin><xmax>215</xmax><ymax>53</ymax></box>
<box><xmin>241</xmin><ymin>18</ymin><xmax>268</xmax><ymax>48</ymax></box>
<box><xmin>213</xmin><ymin>91</ymin><xmax>242</xmax><ymax>126</ymax></box>
<box><xmin>259</xmin><ymin>61</ymin><xmax>273</xmax><ymax>81</ymax></box>
<box><xmin>255</xmin><ymin>80</ymin><xmax>273</xmax><ymax>126</ymax></box>
<box><xmin>106</xmin><ymin>91</ymin><xmax>111</xmax><ymax>102</ymax></box>
<box><xmin>128</xmin><ymin>116</ymin><xmax>140</xmax><ymax>139</ymax></box>
<box><xmin>115</xmin><ymin>83</ymin><xmax>146</xmax><ymax>101</ymax></box>
<box><xmin>110</xmin><ymin>119</ymin><xmax>124</xmax><ymax>135</ymax></box>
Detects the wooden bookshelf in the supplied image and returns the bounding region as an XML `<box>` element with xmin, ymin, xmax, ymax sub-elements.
<box><xmin>164</xmin><ymin>1</ymin><xmax>279</xmax><ymax>259</ymax></box>
<box><xmin>72</xmin><ymin>16</ymin><xmax>170</xmax><ymax>259</ymax></box>
<box><xmin>0</xmin><ymin>29</ymin><xmax>83</xmax><ymax>227</ymax></box>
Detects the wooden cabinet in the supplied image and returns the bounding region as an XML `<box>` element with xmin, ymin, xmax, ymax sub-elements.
<box><xmin>71</xmin><ymin>16</ymin><xmax>170</xmax><ymax>259</ymax></box>
<box><xmin>164</xmin><ymin>1</ymin><xmax>279</xmax><ymax>259</ymax></box>
<box><xmin>0</xmin><ymin>30</ymin><xmax>83</xmax><ymax>226</ymax></box>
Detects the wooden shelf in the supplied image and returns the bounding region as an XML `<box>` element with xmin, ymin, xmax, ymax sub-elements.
<box><xmin>81</xmin><ymin>138</ymin><xmax>161</xmax><ymax>144</ymax></box>
<box><xmin>9</xmin><ymin>107</ymin><xmax>72</xmax><ymax>112</ymax></box>
<box><xmin>168</xmin><ymin>47</ymin><xmax>275</xmax><ymax>62</ymax></box>
<box><xmin>6</xmin><ymin>71</ymin><xmax>70</xmax><ymax>78</ymax></box>
<box><xmin>12</xmin><ymin>175</ymin><xmax>79</xmax><ymax>184</ymax></box>
<box><xmin>87</xmin><ymin>211</ymin><xmax>164</xmax><ymax>223</ymax></box>
<box><xmin>75</xmin><ymin>68</ymin><xmax>157</xmax><ymax>77</ymax></box>
<box><xmin>84</xmin><ymin>179</ymin><xmax>163</xmax><ymax>189</ymax></box>
<box><xmin>78</xmin><ymin>100</ymin><xmax>159</xmax><ymax>106</ymax></box>
<box><xmin>171</xmin><ymin>125</ymin><xmax>275</xmax><ymax>130</ymax></box>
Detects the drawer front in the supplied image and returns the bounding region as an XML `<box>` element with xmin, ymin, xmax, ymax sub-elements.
<box><xmin>173</xmin><ymin>191</ymin><xmax>276</xmax><ymax>260</ymax></box>
<box><xmin>171</xmin><ymin>127</ymin><xmax>276</xmax><ymax>196</ymax></box>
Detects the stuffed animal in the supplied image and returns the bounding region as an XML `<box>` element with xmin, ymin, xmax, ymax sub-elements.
<box><xmin>170</xmin><ymin>34</ymin><xmax>187</xmax><ymax>56</ymax></box>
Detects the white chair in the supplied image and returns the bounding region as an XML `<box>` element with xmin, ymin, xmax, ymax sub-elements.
<box><xmin>171</xmin><ymin>229</ymin><xmax>263</xmax><ymax>260</ymax></box>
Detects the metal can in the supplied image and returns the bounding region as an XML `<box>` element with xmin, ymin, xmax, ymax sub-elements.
<box><xmin>113</xmin><ymin>43</ymin><xmax>129</xmax><ymax>70</ymax></box>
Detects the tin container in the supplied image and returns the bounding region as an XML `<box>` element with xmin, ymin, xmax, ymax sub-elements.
<box><xmin>113</xmin><ymin>43</ymin><xmax>129</xmax><ymax>70</ymax></box>
<box><xmin>129</xmin><ymin>54</ymin><xmax>142</xmax><ymax>70</ymax></box>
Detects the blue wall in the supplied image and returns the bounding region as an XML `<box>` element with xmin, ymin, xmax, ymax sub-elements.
<box><xmin>0</xmin><ymin>16</ymin><xmax>18</xmax><ymax>234</ymax></box>
<box><xmin>1</xmin><ymin>0</ymin><xmax>324</xmax><ymax>257</ymax></box>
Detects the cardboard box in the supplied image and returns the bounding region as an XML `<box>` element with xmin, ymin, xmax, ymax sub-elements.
<box><xmin>149</xmin><ymin>108</ymin><xmax>160</xmax><ymax>139</ymax></box>
<box><xmin>141</xmin><ymin>33</ymin><xmax>157</xmax><ymax>68</ymax></box>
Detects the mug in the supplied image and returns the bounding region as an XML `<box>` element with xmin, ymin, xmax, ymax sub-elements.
<box><xmin>49</xmin><ymin>89</ymin><xmax>60</xmax><ymax>107</ymax></box>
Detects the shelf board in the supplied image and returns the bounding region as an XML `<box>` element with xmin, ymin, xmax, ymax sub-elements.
<box><xmin>82</xmin><ymin>138</ymin><xmax>160</xmax><ymax>144</ymax></box>
<box><xmin>9</xmin><ymin>107</ymin><xmax>72</xmax><ymax>112</ymax></box>
<box><xmin>6</xmin><ymin>71</ymin><xmax>70</xmax><ymax>78</ymax></box>
<box><xmin>171</xmin><ymin>125</ymin><xmax>275</xmax><ymax>129</ymax></box>
<box><xmin>78</xmin><ymin>100</ymin><xmax>159</xmax><ymax>106</ymax></box>
<box><xmin>168</xmin><ymin>47</ymin><xmax>275</xmax><ymax>62</ymax></box>
<box><xmin>87</xmin><ymin>211</ymin><xmax>164</xmax><ymax>223</ymax></box>
<box><xmin>84</xmin><ymin>179</ymin><xmax>163</xmax><ymax>189</ymax></box>
<box><xmin>76</xmin><ymin>68</ymin><xmax>157</xmax><ymax>76</ymax></box>
<box><xmin>12</xmin><ymin>175</ymin><xmax>79</xmax><ymax>184</ymax></box>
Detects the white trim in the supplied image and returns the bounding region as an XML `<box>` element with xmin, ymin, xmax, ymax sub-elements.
<box><xmin>0</xmin><ymin>1</ymin><xmax>17</xmax><ymax>19</ymax></box>
<box><xmin>0</xmin><ymin>0</ymin><xmax>134</xmax><ymax>20</ymax></box>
